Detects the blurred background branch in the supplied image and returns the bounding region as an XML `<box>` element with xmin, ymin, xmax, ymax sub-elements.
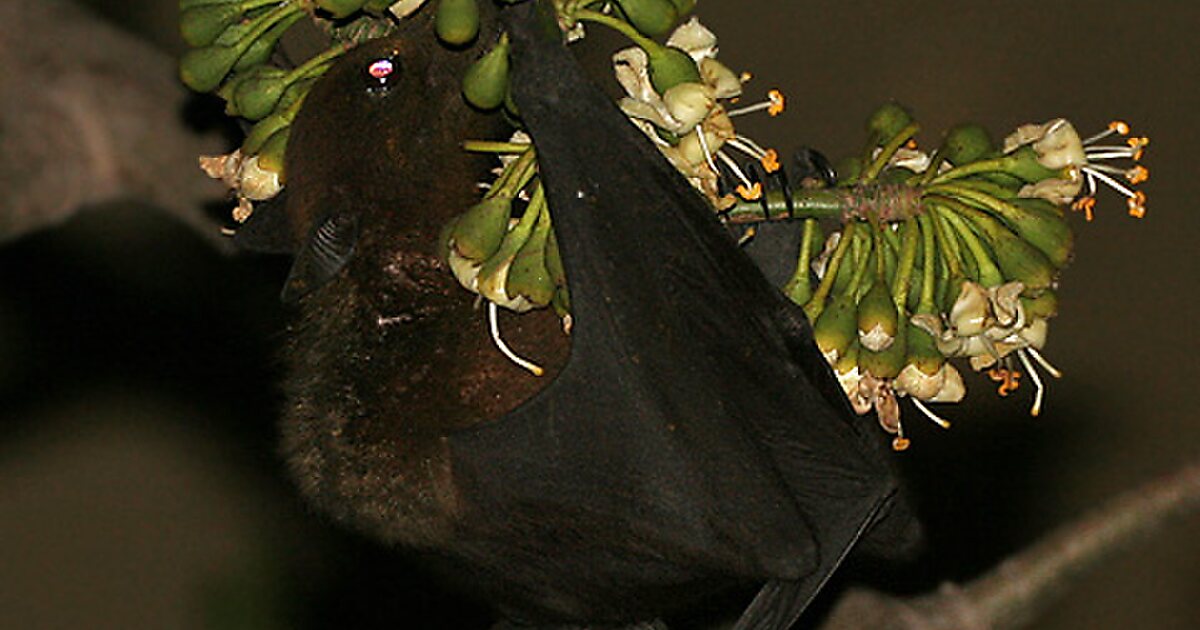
<box><xmin>819</xmin><ymin>459</ymin><xmax>1200</xmax><ymax>630</ymax></box>
<box><xmin>0</xmin><ymin>0</ymin><xmax>230</xmax><ymax>248</ymax></box>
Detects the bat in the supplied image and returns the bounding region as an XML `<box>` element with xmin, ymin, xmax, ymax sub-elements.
<box><xmin>237</xmin><ymin>2</ymin><xmax>914</xmax><ymax>628</ymax></box>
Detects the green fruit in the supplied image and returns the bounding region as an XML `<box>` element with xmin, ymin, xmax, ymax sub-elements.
<box><xmin>648</xmin><ymin>46</ymin><xmax>701</xmax><ymax>94</ymax></box>
<box><xmin>435</xmin><ymin>0</ymin><xmax>480</xmax><ymax>45</ymax></box>
<box><xmin>616</xmin><ymin>0</ymin><xmax>678</xmax><ymax>38</ymax></box>
<box><xmin>462</xmin><ymin>38</ymin><xmax>510</xmax><ymax>110</ymax></box>
<box><xmin>941</xmin><ymin>123</ymin><xmax>994</xmax><ymax>165</ymax></box>
<box><xmin>315</xmin><ymin>0</ymin><xmax>368</xmax><ymax>19</ymax></box>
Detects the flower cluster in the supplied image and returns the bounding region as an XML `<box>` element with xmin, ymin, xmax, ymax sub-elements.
<box><xmin>612</xmin><ymin>18</ymin><xmax>785</xmax><ymax>209</ymax></box>
<box><xmin>773</xmin><ymin>104</ymin><xmax>1149</xmax><ymax>449</ymax></box>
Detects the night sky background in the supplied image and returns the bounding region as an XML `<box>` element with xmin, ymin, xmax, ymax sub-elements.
<box><xmin>1</xmin><ymin>1</ymin><xmax>1196</xmax><ymax>628</ymax></box>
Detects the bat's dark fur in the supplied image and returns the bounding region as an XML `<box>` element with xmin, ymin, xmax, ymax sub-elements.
<box><xmin>241</xmin><ymin>2</ymin><xmax>913</xmax><ymax>628</ymax></box>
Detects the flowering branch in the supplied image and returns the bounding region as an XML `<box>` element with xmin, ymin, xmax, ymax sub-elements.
<box><xmin>818</xmin><ymin>458</ymin><xmax>1200</xmax><ymax>630</ymax></box>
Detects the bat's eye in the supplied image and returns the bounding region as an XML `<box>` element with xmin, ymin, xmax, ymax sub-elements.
<box><xmin>365</xmin><ymin>55</ymin><xmax>399</xmax><ymax>96</ymax></box>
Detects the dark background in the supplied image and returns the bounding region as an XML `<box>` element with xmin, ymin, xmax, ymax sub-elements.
<box><xmin>1</xmin><ymin>1</ymin><xmax>1196</xmax><ymax>628</ymax></box>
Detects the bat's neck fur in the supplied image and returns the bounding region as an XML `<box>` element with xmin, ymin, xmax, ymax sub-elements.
<box><xmin>278</xmin><ymin>14</ymin><xmax>568</xmax><ymax>547</ymax></box>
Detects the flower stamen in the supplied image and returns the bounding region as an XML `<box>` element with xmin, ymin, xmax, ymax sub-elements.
<box><xmin>488</xmin><ymin>301</ymin><xmax>544</xmax><ymax>377</ymax></box>
<box><xmin>1017</xmin><ymin>349</ymin><xmax>1045</xmax><ymax>417</ymax></box>
<box><xmin>726</xmin><ymin>89</ymin><xmax>786</xmax><ymax>117</ymax></box>
<box><xmin>716</xmin><ymin>150</ymin><xmax>762</xmax><ymax>200</ymax></box>
<box><xmin>1026</xmin><ymin>347</ymin><xmax>1064</xmax><ymax>378</ymax></box>
<box><xmin>911</xmin><ymin>398</ymin><xmax>953</xmax><ymax>429</ymax></box>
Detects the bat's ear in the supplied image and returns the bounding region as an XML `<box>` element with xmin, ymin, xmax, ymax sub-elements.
<box><xmin>231</xmin><ymin>192</ymin><xmax>296</xmax><ymax>255</ymax></box>
<box><xmin>281</xmin><ymin>212</ymin><xmax>360</xmax><ymax>303</ymax></box>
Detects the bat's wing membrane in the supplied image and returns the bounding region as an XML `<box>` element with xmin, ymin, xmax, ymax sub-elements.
<box><xmin>447</xmin><ymin>4</ymin><xmax>899</xmax><ymax>627</ymax></box>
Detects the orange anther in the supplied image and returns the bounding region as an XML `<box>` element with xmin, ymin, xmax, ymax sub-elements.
<box><xmin>767</xmin><ymin>89</ymin><xmax>785</xmax><ymax>116</ymax></box>
<box><xmin>905</xmin><ymin>139</ymin><xmax>918</xmax><ymax>150</ymax></box>
<box><xmin>1128</xmin><ymin>191</ymin><xmax>1147</xmax><ymax>218</ymax></box>
<box><xmin>761</xmin><ymin>149</ymin><xmax>781</xmax><ymax>173</ymax></box>
<box><xmin>737</xmin><ymin>182</ymin><xmax>763</xmax><ymax>200</ymax></box>
<box><xmin>1126</xmin><ymin>165</ymin><xmax>1149</xmax><ymax>184</ymax></box>
<box><xmin>1109</xmin><ymin>120</ymin><xmax>1130</xmax><ymax>134</ymax></box>
<box><xmin>892</xmin><ymin>437</ymin><xmax>911</xmax><ymax>451</ymax></box>
<box><xmin>1071</xmin><ymin>196</ymin><xmax>1097</xmax><ymax>221</ymax></box>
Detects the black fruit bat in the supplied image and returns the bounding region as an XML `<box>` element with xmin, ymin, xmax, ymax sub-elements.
<box><xmin>237</xmin><ymin>2</ymin><xmax>913</xmax><ymax>628</ymax></box>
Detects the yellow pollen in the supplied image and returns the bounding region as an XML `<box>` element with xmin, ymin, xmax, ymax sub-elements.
<box><xmin>767</xmin><ymin>89</ymin><xmax>785</xmax><ymax>116</ymax></box>
<box><xmin>740</xmin><ymin>71</ymin><xmax>753</xmax><ymax>83</ymax></box>
<box><xmin>1071</xmin><ymin>196</ymin><xmax>1097</xmax><ymax>221</ymax></box>
<box><xmin>761</xmin><ymin>149</ymin><xmax>781</xmax><ymax>173</ymax></box>
<box><xmin>737</xmin><ymin>182</ymin><xmax>763</xmax><ymax>200</ymax></box>
<box><xmin>1109</xmin><ymin>120</ymin><xmax>1131</xmax><ymax>135</ymax></box>
<box><xmin>1127</xmin><ymin>165</ymin><xmax>1149</xmax><ymax>184</ymax></box>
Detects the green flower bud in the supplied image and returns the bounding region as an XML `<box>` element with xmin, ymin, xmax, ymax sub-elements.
<box><xmin>858</xmin><ymin>317</ymin><xmax>907</xmax><ymax>380</ymax></box>
<box><xmin>505</xmin><ymin>208</ymin><xmax>556</xmax><ymax>308</ymax></box>
<box><xmin>448</xmin><ymin>196</ymin><xmax>513</xmax><ymax>262</ymax></box>
<box><xmin>231</xmin><ymin>14</ymin><xmax>300</xmax><ymax>72</ymax></box>
<box><xmin>616</xmin><ymin>0</ymin><xmax>679</xmax><ymax>38</ymax></box>
<box><xmin>813</xmin><ymin>292</ymin><xmax>858</xmax><ymax>363</ymax></box>
<box><xmin>544</xmin><ymin>229</ymin><xmax>566</xmax><ymax>288</ymax></box>
<box><xmin>857</xmin><ymin>279</ymin><xmax>898</xmax><ymax>352</ymax></box>
<box><xmin>941</xmin><ymin>123</ymin><xmax>994</xmax><ymax>165</ymax></box>
<box><xmin>314</xmin><ymin>0</ymin><xmax>369</xmax><ymax>19</ymax></box>
<box><xmin>363</xmin><ymin>0</ymin><xmax>397</xmax><ymax>14</ymax></box>
<box><xmin>648</xmin><ymin>46</ymin><xmax>702</xmax><ymax>95</ymax></box>
<box><xmin>867</xmin><ymin>102</ymin><xmax>913</xmax><ymax>146</ymax></box>
<box><xmin>1021</xmin><ymin>290</ymin><xmax>1059</xmax><ymax>320</ymax></box>
<box><xmin>477</xmin><ymin>202</ymin><xmax>541</xmax><ymax>311</ymax></box>
<box><xmin>436</xmin><ymin>0</ymin><xmax>481</xmax><ymax>46</ymax></box>
<box><xmin>661</xmin><ymin>82</ymin><xmax>714</xmax><ymax>133</ymax></box>
<box><xmin>180</xmin><ymin>44</ymin><xmax>243</xmax><ymax>93</ymax></box>
<box><xmin>462</xmin><ymin>37</ymin><xmax>510</xmax><ymax>110</ymax></box>
<box><xmin>668</xmin><ymin>0</ymin><xmax>697</xmax><ymax>16</ymax></box>
<box><xmin>180</xmin><ymin>4</ymin><xmax>249</xmax><ymax>48</ymax></box>
<box><xmin>242</xmin><ymin>109</ymin><xmax>292</xmax><ymax>154</ymax></box>
<box><xmin>231</xmin><ymin>66</ymin><xmax>289</xmax><ymax>121</ymax></box>
<box><xmin>254</xmin><ymin>126</ymin><xmax>289</xmax><ymax>176</ymax></box>
<box><xmin>961</xmin><ymin>207</ymin><xmax>1057</xmax><ymax>291</ymax></box>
